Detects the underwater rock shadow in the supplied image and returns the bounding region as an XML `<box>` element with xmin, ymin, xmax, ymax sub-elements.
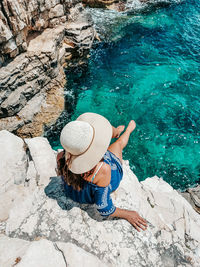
<box><xmin>44</xmin><ymin>176</ymin><xmax>112</xmax><ymax>223</ymax></box>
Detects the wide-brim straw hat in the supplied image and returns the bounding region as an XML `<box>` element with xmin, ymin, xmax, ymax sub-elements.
<box><xmin>60</xmin><ymin>112</ymin><xmax>112</xmax><ymax>174</ymax></box>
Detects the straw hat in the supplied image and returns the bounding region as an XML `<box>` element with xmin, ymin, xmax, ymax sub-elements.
<box><xmin>60</xmin><ymin>112</ymin><xmax>112</xmax><ymax>174</ymax></box>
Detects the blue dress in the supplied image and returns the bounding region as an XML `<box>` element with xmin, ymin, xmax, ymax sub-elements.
<box><xmin>63</xmin><ymin>150</ymin><xmax>123</xmax><ymax>216</ymax></box>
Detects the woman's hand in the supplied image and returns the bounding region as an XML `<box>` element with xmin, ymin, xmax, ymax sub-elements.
<box><xmin>110</xmin><ymin>208</ymin><xmax>147</xmax><ymax>232</ymax></box>
<box><xmin>125</xmin><ymin>210</ymin><xmax>147</xmax><ymax>231</ymax></box>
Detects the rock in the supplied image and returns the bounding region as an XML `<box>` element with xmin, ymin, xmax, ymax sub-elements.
<box><xmin>25</xmin><ymin>137</ymin><xmax>57</xmax><ymax>186</ymax></box>
<box><xmin>83</xmin><ymin>0</ymin><xmax>172</xmax><ymax>12</ymax></box>
<box><xmin>0</xmin><ymin>0</ymin><xmax>69</xmax><ymax>61</ymax></box>
<box><xmin>0</xmin><ymin>1</ymin><xmax>95</xmax><ymax>137</ymax></box>
<box><xmin>0</xmin><ymin>234</ymin><xmax>29</xmax><ymax>267</ymax></box>
<box><xmin>26</xmin><ymin>161</ymin><xmax>38</xmax><ymax>189</ymax></box>
<box><xmin>16</xmin><ymin>71</ymin><xmax>65</xmax><ymax>138</ymax></box>
<box><xmin>56</xmin><ymin>242</ymin><xmax>109</xmax><ymax>267</ymax></box>
<box><xmin>18</xmin><ymin>94</ymin><xmax>46</xmax><ymax>122</ymax></box>
<box><xmin>0</xmin><ymin>185</ymin><xmax>29</xmax><ymax>222</ymax></box>
<box><xmin>27</xmin><ymin>25</ymin><xmax>66</xmax><ymax>53</ymax></box>
<box><xmin>49</xmin><ymin>4</ymin><xmax>65</xmax><ymax>19</ymax></box>
<box><xmin>0</xmin><ymin>116</ymin><xmax>24</xmax><ymax>132</ymax></box>
<box><xmin>188</xmin><ymin>186</ymin><xmax>200</xmax><ymax>206</ymax></box>
<box><xmin>0</xmin><ymin>37</ymin><xmax>66</xmax><ymax>136</ymax></box>
<box><xmin>16</xmin><ymin>239</ymin><xmax>66</xmax><ymax>267</ymax></box>
<box><xmin>0</xmin><ymin>235</ymin><xmax>109</xmax><ymax>267</ymax></box>
<box><xmin>82</xmin><ymin>0</ymin><xmax>116</xmax><ymax>8</ymax></box>
<box><xmin>66</xmin><ymin>3</ymin><xmax>95</xmax><ymax>58</ymax></box>
<box><xmin>0</xmin><ymin>130</ymin><xmax>27</xmax><ymax>193</ymax></box>
<box><xmin>0</xmin><ymin>132</ymin><xmax>199</xmax><ymax>265</ymax></box>
<box><xmin>180</xmin><ymin>186</ymin><xmax>200</xmax><ymax>214</ymax></box>
<box><xmin>4</xmin><ymin>156</ymin><xmax>200</xmax><ymax>266</ymax></box>
<box><xmin>141</xmin><ymin>176</ymin><xmax>200</xmax><ymax>241</ymax></box>
<box><xmin>0</xmin><ymin>10</ymin><xmax>13</xmax><ymax>43</ymax></box>
<box><xmin>0</xmin><ymin>26</ymin><xmax>66</xmax><ymax>118</ymax></box>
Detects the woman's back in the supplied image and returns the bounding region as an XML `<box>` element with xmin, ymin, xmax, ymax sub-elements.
<box><xmin>62</xmin><ymin>150</ymin><xmax>123</xmax><ymax>216</ymax></box>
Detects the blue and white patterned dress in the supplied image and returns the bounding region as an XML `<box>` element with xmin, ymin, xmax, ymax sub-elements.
<box><xmin>62</xmin><ymin>150</ymin><xmax>123</xmax><ymax>216</ymax></box>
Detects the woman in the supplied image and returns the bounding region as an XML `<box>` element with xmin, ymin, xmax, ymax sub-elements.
<box><xmin>57</xmin><ymin>112</ymin><xmax>147</xmax><ymax>231</ymax></box>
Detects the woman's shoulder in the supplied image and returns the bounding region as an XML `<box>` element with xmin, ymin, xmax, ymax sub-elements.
<box><xmin>95</xmin><ymin>162</ymin><xmax>111</xmax><ymax>187</ymax></box>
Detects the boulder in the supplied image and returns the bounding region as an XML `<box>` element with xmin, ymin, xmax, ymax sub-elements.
<box><xmin>0</xmin><ymin>234</ymin><xmax>29</xmax><ymax>267</ymax></box>
<box><xmin>141</xmin><ymin>177</ymin><xmax>200</xmax><ymax>242</ymax></box>
<box><xmin>0</xmin><ymin>130</ymin><xmax>27</xmax><ymax>193</ymax></box>
<box><xmin>0</xmin><ymin>185</ymin><xmax>30</xmax><ymax>222</ymax></box>
<box><xmin>0</xmin><ymin>235</ymin><xmax>108</xmax><ymax>267</ymax></box>
<box><xmin>181</xmin><ymin>186</ymin><xmax>200</xmax><ymax>214</ymax></box>
<box><xmin>25</xmin><ymin>137</ymin><xmax>57</xmax><ymax>186</ymax></box>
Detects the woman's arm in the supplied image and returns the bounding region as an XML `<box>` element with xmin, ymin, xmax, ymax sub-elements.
<box><xmin>110</xmin><ymin>207</ymin><xmax>147</xmax><ymax>231</ymax></box>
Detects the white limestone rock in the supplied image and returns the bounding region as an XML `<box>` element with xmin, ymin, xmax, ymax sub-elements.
<box><xmin>0</xmin><ymin>133</ymin><xmax>199</xmax><ymax>266</ymax></box>
<box><xmin>141</xmin><ymin>176</ymin><xmax>200</xmax><ymax>241</ymax></box>
<box><xmin>0</xmin><ymin>130</ymin><xmax>27</xmax><ymax>193</ymax></box>
<box><xmin>0</xmin><ymin>185</ymin><xmax>30</xmax><ymax>222</ymax></box>
<box><xmin>26</xmin><ymin>160</ymin><xmax>38</xmax><ymax>189</ymax></box>
<box><xmin>16</xmin><ymin>239</ymin><xmax>66</xmax><ymax>267</ymax></box>
<box><xmin>25</xmin><ymin>137</ymin><xmax>57</xmax><ymax>186</ymax></box>
<box><xmin>49</xmin><ymin>4</ymin><xmax>64</xmax><ymax>19</ymax></box>
<box><xmin>27</xmin><ymin>26</ymin><xmax>65</xmax><ymax>54</ymax></box>
<box><xmin>5</xmin><ymin>158</ymin><xmax>200</xmax><ymax>266</ymax></box>
<box><xmin>18</xmin><ymin>94</ymin><xmax>46</xmax><ymax>122</ymax></box>
<box><xmin>0</xmin><ymin>235</ymin><xmax>109</xmax><ymax>267</ymax></box>
<box><xmin>56</xmin><ymin>242</ymin><xmax>110</xmax><ymax>267</ymax></box>
<box><xmin>0</xmin><ymin>234</ymin><xmax>29</xmax><ymax>267</ymax></box>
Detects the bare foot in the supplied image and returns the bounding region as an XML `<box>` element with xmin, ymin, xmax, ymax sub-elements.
<box><xmin>116</xmin><ymin>125</ymin><xmax>125</xmax><ymax>138</ymax></box>
<box><xmin>127</xmin><ymin>120</ymin><xmax>136</xmax><ymax>133</ymax></box>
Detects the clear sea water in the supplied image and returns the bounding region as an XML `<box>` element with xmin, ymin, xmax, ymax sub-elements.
<box><xmin>48</xmin><ymin>0</ymin><xmax>200</xmax><ymax>190</ymax></box>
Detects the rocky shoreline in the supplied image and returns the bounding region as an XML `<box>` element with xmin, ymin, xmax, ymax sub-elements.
<box><xmin>0</xmin><ymin>0</ymin><xmax>176</xmax><ymax>137</ymax></box>
<box><xmin>0</xmin><ymin>0</ymin><xmax>95</xmax><ymax>137</ymax></box>
<box><xmin>0</xmin><ymin>130</ymin><xmax>200</xmax><ymax>266</ymax></box>
<box><xmin>1</xmin><ymin>0</ymin><xmax>200</xmax><ymax>266</ymax></box>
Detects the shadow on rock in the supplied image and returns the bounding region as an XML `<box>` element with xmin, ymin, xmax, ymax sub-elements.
<box><xmin>44</xmin><ymin>176</ymin><xmax>109</xmax><ymax>222</ymax></box>
<box><xmin>44</xmin><ymin>176</ymin><xmax>75</xmax><ymax>210</ymax></box>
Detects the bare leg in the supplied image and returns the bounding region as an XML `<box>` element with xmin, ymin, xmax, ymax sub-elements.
<box><xmin>112</xmin><ymin>125</ymin><xmax>125</xmax><ymax>138</ymax></box>
<box><xmin>108</xmin><ymin>120</ymin><xmax>136</xmax><ymax>162</ymax></box>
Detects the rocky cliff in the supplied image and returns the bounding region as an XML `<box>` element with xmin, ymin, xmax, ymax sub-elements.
<box><xmin>0</xmin><ymin>130</ymin><xmax>200</xmax><ymax>266</ymax></box>
<box><xmin>0</xmin><ymin>0</ymin><xmax>95</xmax><ymax>137</ymax></box>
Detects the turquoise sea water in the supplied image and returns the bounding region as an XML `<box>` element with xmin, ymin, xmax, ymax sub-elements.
<box><xmin>48</xmin><ymin>0</ymin><xmax>200</xmax><ymax>190</ymax></box>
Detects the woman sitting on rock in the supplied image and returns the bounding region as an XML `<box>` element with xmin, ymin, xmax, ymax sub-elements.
<box><xmin>57</xmin><ymin>112</ymin><xmax>147</xmax><ymax>231</ymax></box>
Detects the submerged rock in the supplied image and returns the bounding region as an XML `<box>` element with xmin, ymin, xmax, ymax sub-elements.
<box><xmin>0</xmin><ymin>131</ymin><xmax>200</xmax><ymax>266</ymax></box>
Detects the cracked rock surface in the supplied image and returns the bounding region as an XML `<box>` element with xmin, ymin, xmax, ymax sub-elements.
<box><xmin>0</xmin><ymin>0</ymin><xmax>95</xmax><ymax>137</ymax></box>
<box><xmin>0</xmin><ymin>130</ymin><xmax>200</xmax><ymax>266</ymax></box>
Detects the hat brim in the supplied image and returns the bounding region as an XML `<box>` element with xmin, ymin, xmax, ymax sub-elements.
<box><xmin>66</xmin><ymin>113</ymin><xmax>112</xmax><ymax>174</ymax></box>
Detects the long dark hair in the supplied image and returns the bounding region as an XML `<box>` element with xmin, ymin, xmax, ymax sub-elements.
<box><xmin>57</xmin><ymin>151</ymin><xmax>95</xmax><ymax>191</ymax></box>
